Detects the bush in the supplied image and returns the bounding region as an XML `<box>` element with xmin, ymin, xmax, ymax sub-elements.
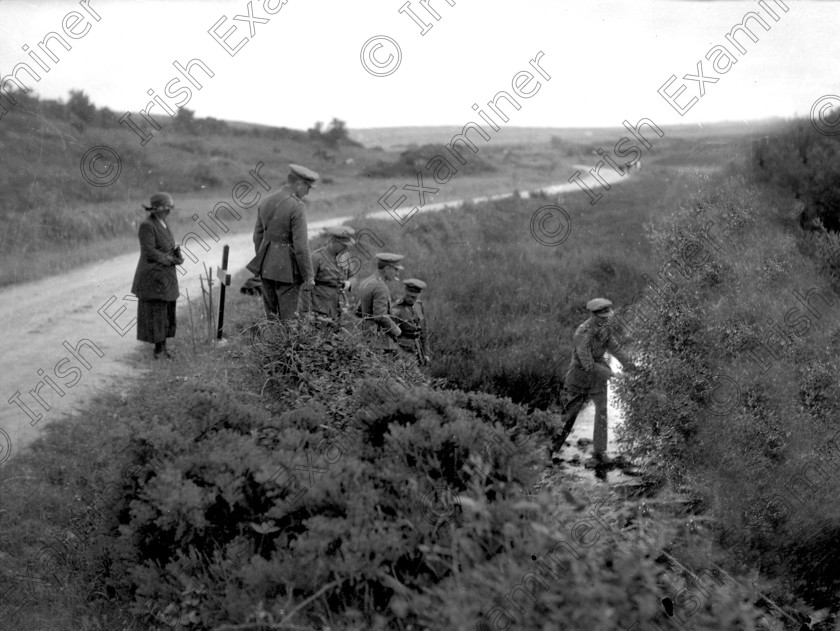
<box><xmin>613</xmin><ymin>172</ymin><xmax>840</xmax><ymax>612</ymax></box>
<box><xmin>67</xmin><ymin>89</ymin><xmax>97</xmax><ymax>125</ymax></box>
<box><xmin>361</xmin><ymin>144</ymin><xmax>496</xmax><ymax>178</ymax></box>
<box><xmin>189</xmin><ymin>163</ymin><xmax>222</xmax><ymax>188</ymax></box>
<box><xmin>87</xmin><ymin>319</ymin><xmax>545</xmax><ymax>629</ymax></box>
<box><xmin>752</xmin><ymin>120</ymin><xmax>840</xmax><ymax>231</ymax></box>
<box><xmin>307</xmin><ymin>118</ymin><xmax>359</xmax><ymax>149</ymax></box>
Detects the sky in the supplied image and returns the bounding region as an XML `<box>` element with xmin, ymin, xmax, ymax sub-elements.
<box><xmin>0</xmin><ymin>0</ymin><xmax>837</xmax><ymax>132</ymax></box>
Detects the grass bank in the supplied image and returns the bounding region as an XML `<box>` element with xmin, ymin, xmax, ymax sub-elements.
<box><xmin>0</xmin><ymin>268</ymin><xmax>784</xmax><ymax>630</ymax></box>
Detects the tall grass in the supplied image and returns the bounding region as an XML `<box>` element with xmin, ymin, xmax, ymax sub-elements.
<box><xmin>343</xmin><ymin>163</ymin><xmax>705</xmax><ymax>408</ymax></box>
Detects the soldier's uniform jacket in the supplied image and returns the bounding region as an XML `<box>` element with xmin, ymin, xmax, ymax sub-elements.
<box><xmin>356</xmin><ymin>274</ymin><xmax>401</xmax><ymax>350</ymax></box>
<box><xmin>308</xmin><ymin>247</ymin><xmax>353</xmax><ymax>316</ymax></box>
<box><xmin>246</xmin><ymin>187</ymin><xmax>313</xmax><ymax>283</ymax></box>
<box><xmin>131</xmin><ymin>216</ymin><xmax>181</xmax><ymax>301</ymax></box>
<box><xmin>564</xmin><ymin>317</ymin><xmax>631</xmax><ymax>394</ymax></box>
<box><xmin>393</xmin><ymin>298</ymin><xmax>428</xmax><ymax>356</ymax></box>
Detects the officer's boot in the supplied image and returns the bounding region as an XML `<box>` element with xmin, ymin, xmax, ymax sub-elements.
<box><xmin>551</xmin><ymin>414</ymin><xmax>577</xmax><ymax>456</ymax></box>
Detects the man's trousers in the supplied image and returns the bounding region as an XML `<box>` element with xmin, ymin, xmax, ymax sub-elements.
<box><xmin>261</xmin><ymin>278</ymin><xmax>302</xmax><ymax>320</ymax></box>
<box><xmin>553</xmin><ymin>389</ymin><xmax>609</xmax><ymax>456</ymax></box>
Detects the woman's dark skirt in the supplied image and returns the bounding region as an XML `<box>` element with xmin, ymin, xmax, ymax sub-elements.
<box><xmin>136</xmin><ymin>299</ymin><xmax>176</xmax><ymax>343</ymax></box>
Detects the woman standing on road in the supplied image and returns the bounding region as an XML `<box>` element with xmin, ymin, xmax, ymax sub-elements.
<box><xmin>131</xmin><ymin>192</ymin><xmax>184</xmax><ymax>359</ymax></box>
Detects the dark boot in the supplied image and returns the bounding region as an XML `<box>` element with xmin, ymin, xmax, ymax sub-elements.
<box><xmin>153</xmin><ymin>342</ymin><xmax>164</xmax><ymax>359</ymax></box>
<box><xmin>585</xmin><ymin>453</ymin><xmax>616</xmax><ymax>469</ymax></box>
<box><xmin>551</xmin><ymin>413</ymin><xmax>578</xmax><ymax>454</ymax></box>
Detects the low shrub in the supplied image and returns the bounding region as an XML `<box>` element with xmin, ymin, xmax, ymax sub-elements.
<box><xmin>83</xmin><ymin>319</ymin><xmax>545</xmax><ymax>629</ymax></box>
<box><xmin>360</xmin><ymin>144</ymin><xmax>496</xmax><ymax>178</ymax></box>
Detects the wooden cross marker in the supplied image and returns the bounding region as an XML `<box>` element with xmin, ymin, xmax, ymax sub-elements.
<box><xmin>217</xmin><ymin>245</ymin><xmax>231</xmax><ymax>339</ymax></box>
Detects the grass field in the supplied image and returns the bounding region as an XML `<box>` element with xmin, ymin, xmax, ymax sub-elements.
<box><xmin>0</xmin><ymin>120</ymin><xmax>590</xmax><ymax>287</ymax></box>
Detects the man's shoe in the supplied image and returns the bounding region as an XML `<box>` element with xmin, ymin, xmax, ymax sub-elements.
<box><xmin>550</xmin><ymin>450</ymin><xmax>566</xmax><ymax>465</ymax></box>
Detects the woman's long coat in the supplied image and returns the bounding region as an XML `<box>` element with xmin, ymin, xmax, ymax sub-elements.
<box><xmin>131</xmin><ymin>216</ymin><xmax>180</xmax><ymax>301</ymax></box>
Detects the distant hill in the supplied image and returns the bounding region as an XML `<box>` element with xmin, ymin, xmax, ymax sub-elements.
<box><xmin>0</xmin><ymin>88</ymin><xmax>788</xmax><ymax>250</ymax></box>
<box><xmin>349</xmin><ymin>126</ymin><xmax>580</xmax><ymax>150</ymax></box>
<box><xmin>349</xmin><ymin>119</ymin><xmax>789</xmax><ymax>150</ymax></box>
<box><xmin>0</xmin><ymin>91</ymin><xmax>365</xmax><ymax>217</ymax></box>
<box><xmin>0</xmin><ymin>90</ymin><xmax>372</xmax><ymax>251</ymax></box>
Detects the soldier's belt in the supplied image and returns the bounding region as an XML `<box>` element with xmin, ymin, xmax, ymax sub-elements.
<box><xmin>315</xmin><ymin>281</ymin><xmax>341</xmax><ymax>288</ymax></box>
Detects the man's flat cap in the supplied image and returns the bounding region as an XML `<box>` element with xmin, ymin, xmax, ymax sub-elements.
<box><xmin>324</xmin><ymin>225</ymin><xmax>355</xmax><ymax>241</ymax></box>
<box><xmin>289</xmin><ymin>164</ymin><xmax>320</xmax><ymax>186</ymax></box>
<box><xmin>376</xmin><ymin>252</ymin><xmax>405</xmax><ymax>269</ymax></box>
<box><xmin>586</xmin><ymin>298</ymin><xmax>613</xmax><ymax>312</ymax></box>
<box><xmin>403</xmin><ymin>279</ymin><xmax>427</xmax><ymax>292</ymax></box>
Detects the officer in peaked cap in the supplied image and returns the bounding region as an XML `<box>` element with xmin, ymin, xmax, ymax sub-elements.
<box><xmin>303</xmin><ymin>225</ymin><xmax>358</xmax><ymax>318</ymax></box>
<box><xmin>246</xmin><ymin>164</ymin><xmax>320</xmax><ymax>319</ymax></box>
<box><xmin>376</xmin><ymin>252</ymin><xmax>404</xmax><ymax>269</ymax></box>
<box><xmin>586</xmin><ymin>298</ymin><xmax>613</xmax><ymax>313</ymax></box>
<box><xmin>324</xmin><ymin>225</ymin><xmax>355</xmax><ymax>240</ymax></box>
<box><xmin>355</xmin><ymin>253</ymin><xmax>405</xmax><ymax>352</ymax></box>
<box><xmin>289</xmin><ymin>163</ymin><xmax>320</xmax><ymax>187</ymax></box>
<box><xmin>551</xmin><ymin>297</ymin><xmax>636</xmax><ymax>470</ymax></box>
<box><xmin>393</xmin><ymin>279</ymin><xmax>430</xmax><ymax>364</ymax></box>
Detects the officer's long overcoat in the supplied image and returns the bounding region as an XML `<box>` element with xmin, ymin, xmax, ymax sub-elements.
<box><xmin>246</xmin><ymin>188</ymin><xmax>313</xmax><ymax>283</ymax></box>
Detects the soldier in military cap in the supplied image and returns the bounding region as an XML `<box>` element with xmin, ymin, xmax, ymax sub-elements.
<box><xmin>355</xmin><ymin>253</ymin><xmax>404</xmax><ymax>353</ymax></box>
<box><xmin>551</xmin><ymin>298</ymin><xmax>636</xmax><ymax>467</ymax></box>
<box><xmin>393</xmin><ymin>279</ymin><xmax>430</xmax><ymax>364</ymax></box>
<box><xmin>246</xmin><ymin>164</ymin><xmax>318</xmax><ymax>320</ymax></box>
<box><xmin>303</xmin><ymin>225</ymin><xmax>357</xmax><ymax>318</ymax></box>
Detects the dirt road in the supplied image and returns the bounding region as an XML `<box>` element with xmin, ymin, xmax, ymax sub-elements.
<box><xmin>0</xmin><ymin>167</ymin><xmax>627</xmax><ymax>464</ymax></box>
